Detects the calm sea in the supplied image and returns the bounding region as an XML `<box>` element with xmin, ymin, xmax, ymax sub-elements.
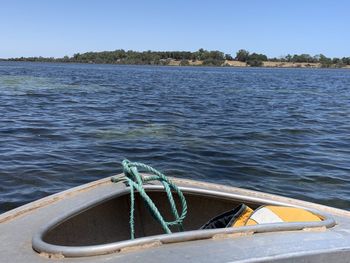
<box><xmin>1</xmin><ymin>62</ymin><xmax>350</xmax><ymax>213</ymax></box>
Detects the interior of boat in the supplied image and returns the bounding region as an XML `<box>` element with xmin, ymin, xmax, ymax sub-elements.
<box><xmin>43</xmin><ymin>189</ymin><xmax>260</xmax><ymax>246</ymax></box>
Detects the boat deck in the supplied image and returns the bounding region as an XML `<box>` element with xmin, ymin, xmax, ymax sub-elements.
<box><xmin>1</xmin><ymin>176</ymin><xmax>350</xmax><ymax>262</ymax></box>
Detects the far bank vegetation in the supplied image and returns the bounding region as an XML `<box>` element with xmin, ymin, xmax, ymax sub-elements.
<box><xmin>4</xmin><ymin>49</ymin><xmax>350</xmax><ymax>68</ymax></box>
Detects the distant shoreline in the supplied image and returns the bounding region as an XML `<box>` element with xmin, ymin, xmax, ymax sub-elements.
<box><xmin>2</xmin><ymin>49</ymin><xmax>350</xmax><ymax>69</ymax></box>
<box><xmin>2</xmin><ymin>59</ymin><xmax>350</xmax><ymax>69</ymax></box>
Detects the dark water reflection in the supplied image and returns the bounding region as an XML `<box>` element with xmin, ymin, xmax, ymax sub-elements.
<box><xmin>1</xmin><ymin>62</ymin><xmax>350</xmax><ymax>213</ymax></box>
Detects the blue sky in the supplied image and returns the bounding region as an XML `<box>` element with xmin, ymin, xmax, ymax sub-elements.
<box><xmin>1</xmin><ymin>0</ymin><xmax>349</xmax><ymax>58</ymax></box>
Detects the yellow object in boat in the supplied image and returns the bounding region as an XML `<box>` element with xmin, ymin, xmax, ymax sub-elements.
<box><xmin>232</xmin><ymin>205</ymin><xmax>322</xmax><ymax>227</ymax></box>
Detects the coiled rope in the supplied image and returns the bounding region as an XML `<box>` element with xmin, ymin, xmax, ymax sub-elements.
<box><xmin>111</xmin><ymin>160</ymin><xmax>187</xmax><ymax>239</ymax></box>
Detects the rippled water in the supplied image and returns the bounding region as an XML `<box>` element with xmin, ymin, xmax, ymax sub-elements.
<box><xmin>1</xmin><ymin>62</ymin><xmax>350</xmax><ymax>213</ymax></box>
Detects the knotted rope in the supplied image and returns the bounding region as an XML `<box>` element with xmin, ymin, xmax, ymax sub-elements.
<box><xmin>112</xmin><ymin>160</ymin><xmax>187</xmax><ymax>239</ymax></box>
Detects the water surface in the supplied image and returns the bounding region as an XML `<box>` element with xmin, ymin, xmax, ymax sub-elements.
<box><xmin>1</xmin><ymin>62</ymin><xmax>350</xmax><ymax>213</ymax></box>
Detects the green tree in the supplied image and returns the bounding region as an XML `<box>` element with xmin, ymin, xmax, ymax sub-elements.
<box><xmin>342</xmin><ymin>57</ymin><xmax>350</xmax><ymax>65</ymax></box>
<box><xmin>285</xmin><ymin>54</ymin><xmax>292</xmax><ymax>62</ymax></box>
<box><xmin>235</xmin><ymin>49</ymin><xmax>250</xmax><ymax>62</ymax></box>
<box><xmin>248</xmin><ymin>53</ymin><xmax>268</xmax><ymax>61</ymax></box>
<box><xmin>225</xmin><ymin>54</ymin><xmax>233</xmax><ymax>60</ymax></box>
<box><xmin>247</xmin><ymin>60</ymin><xmax>263</xmax><ymax>67</ymax></box>
<box><xmin>245</xmin><ymin>52</ymin><xmax>267</xmax><ymax>67</ymax></box>
<box><xmin>319</xmin><ymin>54</ymin><xmax>332</xmax><ymax>67</ymax></box>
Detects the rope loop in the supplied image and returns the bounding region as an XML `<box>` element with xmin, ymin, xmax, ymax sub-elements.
<box><xmin>116</xmin><ymin>160</ymin><xmax>187</xmax><ymax>239</ymax></box>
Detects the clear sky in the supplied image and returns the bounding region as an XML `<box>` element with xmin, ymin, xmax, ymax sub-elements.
<box><xmin>1</xmin><ymin>0</ymin><xmax>349</xmax><ymax>58</ymax></box>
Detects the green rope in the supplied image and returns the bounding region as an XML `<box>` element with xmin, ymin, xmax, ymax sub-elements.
<box><xmin>112</xmin><ymin>160</ymin><xmax>187</xmax><ymax>239</ymax></box>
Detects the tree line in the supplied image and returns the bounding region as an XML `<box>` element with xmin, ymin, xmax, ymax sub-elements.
<box><xmin>4</xmin><ymin>49</ymin><xmax>350</xmax><ymax>67</ymax></box>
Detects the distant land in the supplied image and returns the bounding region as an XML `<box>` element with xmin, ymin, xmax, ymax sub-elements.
<box><xmin>2</xmin><ymin>49</ymin><xmax>350</xmax><ymax>68</ymax></box>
